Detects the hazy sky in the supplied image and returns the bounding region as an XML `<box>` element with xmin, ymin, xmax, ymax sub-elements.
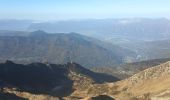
<box><xmin>0</xmin><ymin>0</ymin><xmax>170</xmax><ymax>20</ymax></box>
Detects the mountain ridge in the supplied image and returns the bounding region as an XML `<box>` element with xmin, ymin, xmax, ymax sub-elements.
<box><xmin>1</xmin><ymin>60</ymin><xmax>170</xmax><ymax>99</ymax></box>
<box><xmin>0</xmin><ymin>30</ymin><xmax>135</xmax><ymax>67</ymax></box>
<box><xmin>70</xmin><ymin>60</ymin><xmax>170</xmax><ymax>100</ymax></box>
<box><xmin>0</xmin><ymin>60</ymin><xmax>119</xmax><ymax>99</ymax></box>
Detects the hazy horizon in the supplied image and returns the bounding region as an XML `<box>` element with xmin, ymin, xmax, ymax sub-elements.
<box><xmin>0</xmin><ymin>0</ymin><xmax>170</xmax><ymax>21</ymax></box>
<box><xmin>1</xmin><ymin>17</ymin><xmax>170</xmax><ymax>23</ymax></box>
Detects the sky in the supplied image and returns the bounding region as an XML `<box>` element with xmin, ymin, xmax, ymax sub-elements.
<box><xmin>0</xmin><ymin>0</ymin><xmax>170</xmax><ymax>21</ymax></box>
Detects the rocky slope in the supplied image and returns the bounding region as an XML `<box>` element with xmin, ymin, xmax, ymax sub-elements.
<box><xmin>1</xmin><ymin>60</ymin><xmax>170</xmax><ymax>100</ymax></box>
<box><xmin>70</xmin><ymin>61</ymin><xmax>170</xmax><ymax>100</ymax></box>
<box><xmin>91</xmin><ymin>58</ymin><xmax>170</xmax><ymax>79</ymax></box>
<box><xmin>0</xmin><ymin>61</ymin><xmax>119</xmax><ymax>100</ymax></box>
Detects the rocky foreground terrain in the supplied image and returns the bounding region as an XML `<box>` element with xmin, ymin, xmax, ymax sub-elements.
<box><xmin>0</xmin><ymin>60</ymin><xmax>170</xmax><ymax>100</ymax></box>
<box><xmin>91</xmin><ymin>58</ymin><xmax>170</xmax><ymax>79</ymax></box>
<box><xmin>71</xmin><ymin>61</ymin><xmax>170</xmax><ymax>100</ymax></box>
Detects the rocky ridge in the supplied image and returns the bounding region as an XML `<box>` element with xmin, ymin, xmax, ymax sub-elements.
<box><xmin>69</xmin><ymin>61</ymin><xmax>170</xmax><ymax>100</ymax></box>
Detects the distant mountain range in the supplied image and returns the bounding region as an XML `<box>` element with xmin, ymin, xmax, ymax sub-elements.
<box><xmin>0</xmin><ymin>18</ymin><xmax>170</xmax><ymax>40</ymax></box>
<box><xmin>1</xmin><ymin>18</ymin><xmax>170</xmax><ymax>62</ymax></box>
<box><xmin>28</xmin><ymin>18</ymin><xmax>170</xmax><ymax>40</ymax></box>
<box><xmin>0</xmin><ymin>30</ymin><xmax>135</xmax><ymax>67</ymax></box>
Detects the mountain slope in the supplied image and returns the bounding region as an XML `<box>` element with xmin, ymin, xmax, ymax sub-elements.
<box><xmin>1</xmin><ymin>60</ymin><xmax>170</xmax><ymax>100</ymax></box>
<box><xmin>122</xmin><ymin>61</ymin><xmax>170</xmax><ymax>96</ymax></box>
<box><xmin>71</xmin><ymin>61</ymin><xmax>170</xmax><ymax>100</ymax></box>
<box><xmin>91</xmin><ymin>58</ymin><xmax>170</xmax><ymax>79</ymax></box>
<box><xmin>114</xmin><ymin>39</ymin><xmax>170</xmax><ymax>62</ymax></box>
<box><xmin>0</xmin><ymin>60</ymin><xmax>119</xmax><ymax>99</ymax></box>
<box><xmin>0</xmin><ymin>60</ymin><xmax>73</xmax><ymax>97</ymax></box>
<box><xmin>0</xmin><ymin>30</ymin><xmax>134</xmax><ymax>67</ymax></box>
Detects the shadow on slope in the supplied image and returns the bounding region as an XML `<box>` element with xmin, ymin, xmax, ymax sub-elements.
<box><xmin>90</xmin><ymin>95</ymin><xmax>115</xmax><ymax>100</ymax></box>
<box><xmin>0</xmin><ymin>60</ymin><xmax>73</xmax><ymax>97</ymax></box>
<box><xmin>0</xmin><ymin>61</ymin><xmax>120</xmax><ymax>99</ymax></box>
<box><xmin>67</xmin><ymin>62</ymin><xmax>120</xmax><ymax>83</ymax></box>
<box><xmin>0</xmin><ymin>91</ymin><xmax>28</xmax><ymax>100</ymax></box>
